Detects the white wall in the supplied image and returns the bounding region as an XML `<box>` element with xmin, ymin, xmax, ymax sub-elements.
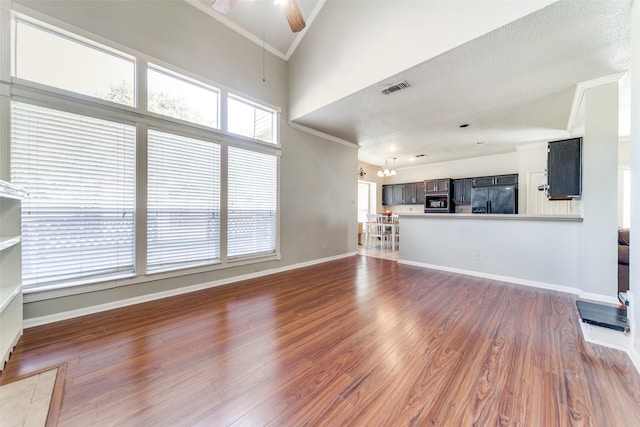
<box><xmin>630</xmin><ymin>0</ymin><xmax>639</xmax><ymax>364</ymax></box>
<box><xmin>288</xmin><ymin>1</ymin><xmax>554</xmax><ymax>120</ymax></box>
<box><xmin>579</xmin><ymin>83</ymin><xmax>619</xmax><ymax>297</ymax></box>
<box><xmin>11</xmin><ymin>1</ymin><xmax>358</xmax><ymax>320</ymax></box>
<box><xmin>399</xmin><ymin>215</ymin><xmax>583</xmax><ymax>292</ymax></box>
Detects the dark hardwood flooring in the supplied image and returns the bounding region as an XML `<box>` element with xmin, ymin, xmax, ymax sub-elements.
<box><xmin>1</xmin><ymin>255</ymin><xmax>639</xmax><ymax>426</ymax></box>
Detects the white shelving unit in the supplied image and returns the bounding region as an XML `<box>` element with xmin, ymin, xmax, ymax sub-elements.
<box><xmin>0</xmin><ymin>180</ymin><xmax>26</xmax><ymax>371</ymax></box>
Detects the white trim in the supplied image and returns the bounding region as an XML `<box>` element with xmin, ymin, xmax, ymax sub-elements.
<box><xmin>566</xmin><ymin>72</ymin><xmax>628</xmax><ymax>134</ymax></box>
<box><xmin>184</xmin><ymin>0</ymin><xmax>287</xmax><ymax>61</ymax></box>
<box><xmin>23</xmin><ymin>252</ymin><xmax>356</xmax><ymax>328</ymax></box>
<box><xmin>284</xmin><ymin>0</ymin><xmax>327</xmax><ymax>60</ymax></box>
<box><xmin>288</xmin><ymin>121</ymin><xmax>359</xmax><ymax>148</ymax></box>
<box><xmin>398</xmin><ymin>258</ymin><xmax>619</xmax><ymax>305</ymax></box>
<box><xmin>630</xmin><ymin>344</ymin><xmax>640</xmax><ymax>376</ymax></box>
<box><xmin>185</xmin><ymin>0</ymin><xmax>327</xmax><ymax>62</ymax></box>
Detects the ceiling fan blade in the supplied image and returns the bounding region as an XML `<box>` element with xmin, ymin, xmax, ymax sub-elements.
<box><xmin>211</xmin><ymin>0</ymin><xmax>237</xmax><ymax>15</ymax></box>
<box><xmin>284</xmin><ymin>0</ymin><xmax>306</xmax><ymax>33</ymax></box>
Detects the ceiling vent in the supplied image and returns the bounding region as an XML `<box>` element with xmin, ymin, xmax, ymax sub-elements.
<box><xmin>381</xmin><ymin>80</ymin><xmax>410</xmax><ymax>95</ymax></box>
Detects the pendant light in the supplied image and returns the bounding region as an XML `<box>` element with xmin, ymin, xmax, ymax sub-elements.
<box><xmin>377</xmin><ymin>158</ymin><xmax>397</xmax><ymax>177</ymax></box>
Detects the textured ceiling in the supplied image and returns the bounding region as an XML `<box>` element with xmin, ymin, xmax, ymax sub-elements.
<box><xmin>291</xmin><ymin>0</ymin><xmax>632</xmax><ymax>168</ymax></box>
<box><xmin>188</xmin><ymin>0</ymin><xmax>632</xmax><ymax>170</ymax></box>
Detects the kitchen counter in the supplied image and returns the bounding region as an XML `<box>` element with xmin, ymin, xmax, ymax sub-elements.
<box><xmin>397</xmin><ymin>212</ymin><xmax>588</xmax><ymax>296</ymax></box>
<box><xmin>398</xmin><ymin>213</ymin><xmax>583</xmax><ymax>222</ymax></box>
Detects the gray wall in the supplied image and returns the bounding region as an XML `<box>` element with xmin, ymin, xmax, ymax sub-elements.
<box><xmin>14</xmin><ymin>0</ymin><xmax>358</xmax><ymax>320</ymax></box>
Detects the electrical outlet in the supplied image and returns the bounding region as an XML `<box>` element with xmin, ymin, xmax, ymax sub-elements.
<box><xmin>472</xmin><ymin>252</ymin><xmax>480</xmax><ymax>260</ymax></box>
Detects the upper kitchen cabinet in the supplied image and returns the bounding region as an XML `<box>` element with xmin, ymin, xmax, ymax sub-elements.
<box><xmin>547</xmin><ymin>137</ymin><xmax>582</xmax><ymax>199</ymax></box>
<box><xmin>382</xmin><ymin>184</ymin><xmax>394</xmax><ymax>205</ymax></box>
<box><xmin>415</xmin><ymin>182</ymin><xmax>426</xmax><ymax>206</ymax></box>
<box><xmin>453</xmin><ymin>178</ymin><xmax>472</xmax><ymax>205</ymax></box>
<box><xmin>382</xmin><ymin>182</ymin><xmax>425</xmax><ymax>205</ymax></box>
<box><xmin>425</xmin><ymin>179</ymin><xmax>451</xmax><ymax>193</ymax></box>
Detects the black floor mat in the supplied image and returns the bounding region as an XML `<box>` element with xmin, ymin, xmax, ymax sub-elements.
<box><xmin>576</xmin><ymin>300</ymin><xmax>629</xmax><ymax>333</ymax></box>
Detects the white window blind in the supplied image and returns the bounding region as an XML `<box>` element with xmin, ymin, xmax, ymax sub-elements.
<box><xmin>11</xmin><ymin>102</ymin><xmax>136</xmax><ymax>288</ymax></box>
<box><xmin>227</xmin><ymin>147</ymin><xmax>277</xmax><ymax>259</ymax></box>
<box><xmin>147</xmin><ymin>130</ymin><xmax>220</xmax><ymax>271</ymax></box>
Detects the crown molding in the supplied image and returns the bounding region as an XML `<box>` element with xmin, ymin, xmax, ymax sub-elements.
<box><xmin>566</xmin><ymin>72</ymin><xmax>629</xmax><ymax>134</ymax></box>
<box><xmin>288</xmin><ymin>121</ymin><xmax>359</xmax><ymax>149</ymax></box>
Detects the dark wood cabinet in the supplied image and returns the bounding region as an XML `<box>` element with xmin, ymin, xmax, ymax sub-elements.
<box><xmin>415</xmin><ymin>182</ymin><xmax>426</xmax><ymax>206</ymax></box>
<box><xmin>393</xmin><ymin>185</ymin><xmax>404</xmax><ymax>204</ymax></box>
<box><xmin>453</xmin><ymin>178</ymin><xmax>472</xmax><ymax>205</ymax></box>
<box><xmin>547</xmin><ymin>137</ymin><xmax>582</xmax><ymax>198</ymax></box>
<box><xmin>402</xmin><ymin>183</ymin><xmax>416</xmax><ymax>204</ymax></box>
<box><xmin>382</xmin><ymin>184</ymin><xmax>394</xmax><ymax>205</ymax></box>
<box><xmin>425</xmin><ymin>179</ymin><xmax>450</xmax><ymax>193</ymax></box>
<box><xmin>382</xmin><ymin>182</ymin><xmax>426</xmax><ymax>205</ymax></box>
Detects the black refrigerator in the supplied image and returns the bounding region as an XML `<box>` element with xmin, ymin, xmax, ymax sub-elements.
<box><xmin>470</xmin><ymin>174</ymin><xmax>518</xmax><ymax>214</ymax></box>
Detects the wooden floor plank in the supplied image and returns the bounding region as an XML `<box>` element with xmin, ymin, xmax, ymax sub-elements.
<box><xmin>1</xmin><ymin>255</ymin><xmax>639</xmax><ymax>426</ymax></box>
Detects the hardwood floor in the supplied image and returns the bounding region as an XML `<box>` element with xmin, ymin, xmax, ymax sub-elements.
<box><xmin>1</xmin><ymin>255</ymin><xmax>639</xmax><ymax>426</ymax></box>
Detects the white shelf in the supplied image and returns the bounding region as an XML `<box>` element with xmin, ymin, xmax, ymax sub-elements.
<box><xmin>0</xmin><ymin>181</ymin><xmax>27</xmax><ymax>199</ymax></box>
<box><xmin>0</xmin><ymin>180</ymin><xmax>24</xmax><ymax>371</ymax></box>
<box><xmin>0</xmin><ymin>282</ymin><xmax>20</xmax><ymax>312</ymax></box>
<box><xmin>0</xmin><ymin>235</ymin><xmax>21</xmax><ymax>251</ymax></box>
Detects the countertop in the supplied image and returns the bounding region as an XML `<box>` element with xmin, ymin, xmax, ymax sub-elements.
<box><xmin>397</xmin><ymin>213</ymin><xmax>583</xmax><ymax>222</ymax></box>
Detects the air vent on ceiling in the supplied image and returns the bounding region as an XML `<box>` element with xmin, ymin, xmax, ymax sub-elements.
<box><xmin>381</xmin><ymin>80</ymin><xmax>410</xmax><ymax>95</ymax></box>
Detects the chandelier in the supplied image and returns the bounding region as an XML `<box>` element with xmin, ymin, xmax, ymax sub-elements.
<box><xmin>377</xmin><ymin>158</ymin><xmax>397</xmax><ymax>177</ymax></box>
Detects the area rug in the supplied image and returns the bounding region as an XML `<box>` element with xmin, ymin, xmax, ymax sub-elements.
<box><xmin>0</xmin><ymin>364</ymin><xmax>66</xmax><ymax>427</ymax></box>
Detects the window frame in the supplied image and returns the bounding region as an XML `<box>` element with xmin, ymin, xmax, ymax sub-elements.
<box><xmin>146</xmin><ymin>63</ymin><xmax>221</xmax><ymax>130</ymax></box>
<box><xmin>3</xmin><ymin>7</ymin><xmax>282</xmax><ymax>300</ymax></box>
<box><xmin>227</xmin><ymin>93</ymin><xmax>278</xmax><ymax>144</ymax></box>
<box><xmin>11</xmin><ymin>14</ymin><xmax>138</xmax><ymax>108</ymax></box>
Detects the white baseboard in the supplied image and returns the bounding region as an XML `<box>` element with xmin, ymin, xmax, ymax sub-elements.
<box><xmin>397</xmin><ymin>259</ymin><xmax>583</xmax><ymax>296</ymax></box>
<box><xmin>24</xmin><ymin>252</ymin><xmax>357</xmax><ymax>328</ymax></box>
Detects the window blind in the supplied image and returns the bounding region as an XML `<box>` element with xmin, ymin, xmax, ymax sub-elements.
<box><xmin>227</xmin><ymin>147</ymin><xmax>277</xmax><ymax>259</ymax></box>
<box><xmin>11</xmin><ymin>102</ymin><xmax>136</xmax><ymax>288</ymax></box>
<box><xmin>147</xmin><ymin>130</ymin><xmax>220</xmax><ymax>271</ymax></box>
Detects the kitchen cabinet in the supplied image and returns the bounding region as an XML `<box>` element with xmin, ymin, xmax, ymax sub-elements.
<box><xmin>0</xmin><ymin>181</ymin><xmax>25</xmax><ymax>371</ymax></box>
<box><xmin>382</xmin><ymin>184</ymin><xmax>394</xmax><ymax>205</ymax></box>
<box><xmin>403</xmin><ymin>183</ymin><xmax>417</xmax><ymax>204</ymax></box>
<box><xmin>393</xmin><ymin>185</ymin><xmax>404</xmax><ymax>204</ymax></box>
<box><xmin>453</xmin><ymin>178</ymin><xmax>472</xmax><ymax>205</ymax></box>
<box><xmin>547</xmin><ymin>137</ymin><xmax>582</xmax><ymax>198</ymax></box>
<box><xmin>415</xmin><ymin>182</ymin><xmax>426</xmax><ymax>206</ymax></box>
<box><xmin>425</xmin><ymin>179</ymin><xmax>450</xmax><ymax>193</ymax></box>
<box><xmin>382</xmin><ymin>182</ymin><xmax>425</xmax><ymax>205</ymax></box>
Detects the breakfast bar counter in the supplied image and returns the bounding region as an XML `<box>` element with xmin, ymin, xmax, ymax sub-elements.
<box><xmin>397</xmin><ymin>213</ymin><xmax>586</xmax><ymax>294</ymax></box>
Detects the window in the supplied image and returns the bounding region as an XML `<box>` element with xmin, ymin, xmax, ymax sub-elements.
<box><xmin>228</xmin><ymin>147</ymin><xmax>277</xmax><ymax>258</ymax></box>
<box><xmin>7</xmin><ymin>11</ymin><xmax>281</xmax><ymax>294</ymax></box>
<box><xmin>13</xmin><ymin>19</ymin><xmax>135</xmax><ymax>106</ymax></box>
<box><xmin>358</xmin><ymin>182</ymin><xmax>373</xmax><ymax>223</ymax></box>
<box><xmin>147</xmin><ymin>130</ymin><xmax>221</xmax><ymax>272</ymax></box>
<box><xmin>228</xmin><ymin>95</ymin><xmax>276</xmax><ymax>143</ymax></box>
<box><xmin>11</xmin><ymin>102</ymin><xmax>136</xmax><ymax>288</ymax></box>
<box><xmin>147</xmin><ymin>65</ymin><xmax>219</xmax><ymax>128</ymax></box>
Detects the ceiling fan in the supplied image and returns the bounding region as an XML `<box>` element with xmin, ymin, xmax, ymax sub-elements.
<box><xmin>211</xmin><ymin>0</ymin><xmax>306</xmax><ymax>33</ymax></box>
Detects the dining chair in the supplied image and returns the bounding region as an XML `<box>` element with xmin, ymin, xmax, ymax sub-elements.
<box><xmin>366</xmin><ymin>214</ymin><xmax>387</xmax><ymax>249</ymax></box>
